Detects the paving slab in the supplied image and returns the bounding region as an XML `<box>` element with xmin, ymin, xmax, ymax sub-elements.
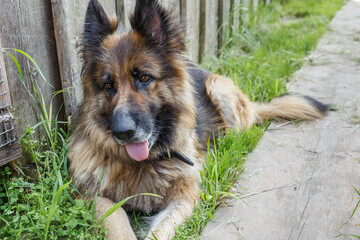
<box><xmin>201</xmin><ymin>1</ymin><xmax>360</xmax><ymax>239</ymax></box>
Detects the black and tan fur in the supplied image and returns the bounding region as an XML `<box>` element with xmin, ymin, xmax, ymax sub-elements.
<box><xmin>68</xmin><ymin>0</ymin><xmax>328</xmax><ymax>239</ymax></box>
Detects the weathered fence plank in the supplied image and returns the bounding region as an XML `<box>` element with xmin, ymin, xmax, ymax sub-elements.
<box><xmin>241</xmin><ymin>0</ymin><xmax>251</xmax><ymax>22</ymax></box>
<box><xmin>218</xmin><ymin>0</ymin><xmax>232</xmax><ymax>50</ymax></box>
<box><xmin>0</xmin><ymin>38</ymin><xmax>22</xmax><ymax>166</ymax></box>
<box><xmin>0</xmin><ymin>0</ymin><xmax>62</xmax><ymax>139</ymax></box>
<box><xmin>51</xmin><ymin>0</ymin><xmax>116</xmax><ymax>117</ymax></box>
<box><xmin>200</xmin><ymin>0</ymin><xmax>218</xmax><ymax>61</ymax></box>
<box><xmin>120</xmin><ymin>0</ymin><xmax>135</xmax><ymax>30</ymax></box>
<box><xmin>232</xmin><ymin>0</ymin><xmax>242</xmax><ymax>36</ymax></box>
<box><xmin>181</xmin><ymin>0</ymin><xmax>201</xmax><ymax>62</ymax></box>
<box><xmin>160</xmin><ymin>0</ymin><xmax>181</xmax><ymax>16</ymax></box>
<box><xmin>253</xmin><ymin>0</ymin><xmax>260</xmax><ymax>9</ymax></box>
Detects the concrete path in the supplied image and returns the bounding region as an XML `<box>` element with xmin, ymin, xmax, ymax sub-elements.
<box><xmin>201</xmin><ymin>1</ymin><xmax>360</xmax><ymax>239</ymax></box>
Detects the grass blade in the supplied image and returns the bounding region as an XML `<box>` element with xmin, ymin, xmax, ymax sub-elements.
<box><xmin>3</xmin><ymin>48</ymin><xmax>54</xmax><ymax>88</ymax></box>
<box><xmin>5</xmin><ymin>52</ymin><xmax>37</xmax><ymax>102</ymax></box>
<box><xmin>44</xmin><ymin>180</ymin><xmax>71</xmax><ymax>240</ymax></box>
<box><xmin>98</xmin><ymin>193</ymin><xmax>162</xmax><ymax>224</ymax></box>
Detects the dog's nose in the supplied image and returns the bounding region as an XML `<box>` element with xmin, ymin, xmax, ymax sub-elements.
<box><xmin>111</xmin><ymin>109</ymin><xmax>136</xmax><ymax>142</ymax></box>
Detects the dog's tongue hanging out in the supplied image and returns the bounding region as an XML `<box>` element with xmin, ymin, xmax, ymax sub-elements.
<box><xmin>125</xmin><ymin>141</ymin><xmax>149</xmax><ymax>161</ymax></box>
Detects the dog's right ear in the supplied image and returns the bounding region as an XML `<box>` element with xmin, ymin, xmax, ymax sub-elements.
<box><xmin>82</xmin><ymin>0</ymin><xmax>117</xmax><ymax>62</ymax></box>
<box><xmin>130</xmin><ymin>0</ymin><xmax>185</xmax><ymax>53</ymax></box>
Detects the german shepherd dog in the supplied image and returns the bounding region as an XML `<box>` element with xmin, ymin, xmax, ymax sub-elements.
<box><xmin>68</xmin><ymin>0</ymin><xmax>328</xmax><ymax>239</ymax></box>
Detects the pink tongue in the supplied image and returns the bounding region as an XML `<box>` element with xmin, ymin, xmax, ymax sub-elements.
<box><xmin>125</xmin><ymin>141</ymin><xmax>149</xmax><ymax>161</ymax></box>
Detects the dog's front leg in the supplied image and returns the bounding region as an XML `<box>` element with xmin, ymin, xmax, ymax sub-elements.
<box><xmin>146</xmin><ymin>197</ymin><xmax>197</xmax><ymax>240</ymax></box>
<box><xmin>96</xmin><ymin>196</ymin><xmax>137</xmax><ymax>240</ymax></box>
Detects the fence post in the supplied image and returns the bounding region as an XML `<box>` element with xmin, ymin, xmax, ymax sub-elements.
<box><xmin>253</xmin><ymin>0</ymin><xmax>259</xmax><ymax>9</ymax></box>
<box><xmin>160</xmin><ymin>0</ymin><xmax>181</xmax><ymax>16</ymax></box>
<box><xmin>200</xmin><ymin>0</ymin><xmax>219</xmax><ymax>62</ymax></box>
<box><xmin>218</xmin><ymin>0</ymin><xmax>232</xmax><ymax>51</ymax></box>
<box><xmin>231</xmin><ymin>0</ymin><xmax>242</xmax><ymax>37</ymax></box>
<box><xmin>181</xmin><ymin>0</ymin><xmax>201</xmax><ymax>62</ymax></box>
<box><xmin>119</xmin><ymin>0</ymin><xmax>135</xmax><ymax>30</ymax></box>
<box><xmin>0</xmin><ymin>39</ymin><xmax>22</xmax><ymax>166</ymax></box>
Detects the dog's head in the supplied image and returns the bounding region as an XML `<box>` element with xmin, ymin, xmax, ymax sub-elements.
<box><xmin>80</xmin><ymin>0</ymin><xmax>194</xmax><ymax>162</ymax></box>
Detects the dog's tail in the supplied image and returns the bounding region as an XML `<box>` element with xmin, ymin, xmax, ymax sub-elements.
<box><xmin>252</xmin><ymin>94</ymin><xmax>330</xmax><ymax>124</ymax></box>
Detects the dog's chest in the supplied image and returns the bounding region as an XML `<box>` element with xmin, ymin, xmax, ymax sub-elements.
<box><xmin>101</xmin><ymin>161</ymin><xmax>186</xmax><ymax>213</ymax></box>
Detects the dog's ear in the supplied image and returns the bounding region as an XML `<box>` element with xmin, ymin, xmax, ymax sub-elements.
<box><xmin>130</xmin><ymin>0</ymin><xmax>185</xmax><ymax>53</ymax></box>
<box><xmin>82</xmin><ymin>0</ymin><xmax>117</xmax><ymax>61</ymax></box>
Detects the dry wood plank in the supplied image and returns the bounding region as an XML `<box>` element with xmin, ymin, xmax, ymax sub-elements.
<box><xmin>51</xmin><ymin>0</ymin><xmax>116</xmax><ymax>117</ymax></box>
<box><xmin>200</xmin><ymin>0</ymin><xmax>218</xmax><ymax>62</ymax></box>
<box><xmin>0</xmin><ymin>39</ymin><xmax>21</xmax><ymax>166</ymax></box>
<box><xmin>120</xmin><ymin>0</ymin><xmax>135</xmax><ymax>30</ymax></box>
<box><xmin>0</xmin><ymin>0</ymin><xmax>62</xmax><ymax>139</ymax></box>
<box><xmin>160</xmin><ymin>0</ymin><xmax>181</xmax><ymax>16</ymax></box>
<box><xmin>231</xmin><ymin>0</ymin><xmax>242</xmax><ymax>38</ymax></box>
<box><xmin>242</xmin><ymin>0</ymin><xmax>251</xmax><ymax>21</ymax></box>
<box><xmin>253</xmin><ymin>0</ymin><xmax>259</xmax><ymax>9</ymax></box>
<box><xmin>0</xmin><ymin>41</ymin><xmax>11</xmax><ymax>107</ymax></box>
<box><xmin>218</xmin><ymin>0</ymin><xmax>232</xmax><ymax>49</ymax></box>
<box><xmin>180</xmin><ymin>0</ymin><xmax>201</xmax><ymax>62</ymax></box>
<box><xmin>262</xmin><ymin>0</ymin><xmax>271</xmax><ymax>5</ymax></box>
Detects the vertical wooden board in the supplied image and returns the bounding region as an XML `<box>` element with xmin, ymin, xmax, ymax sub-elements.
<box><xmin>200</xmin><ymin>0</ymin><xmax>218</xmax><ymax>61</ymax></box>
<box><xmin>0</xmin><ymin>39</ymin><xmax>22</xmax><ymax>166</ymax></box>
<box><xmin>181</xmin><ymin>0</ymin><xmax>201</xmax><ymax>62</ymax></box>
<box><xmin>51</xmin><ymin>0</ymin><xmax>116</xmax><ymax>117</ymax></box>
<box><xmin>253</xmin><ymin>0</ymin><xmax>259</xmax><ymax>9</ymax></box>
<box><xmin>121</xmin><ymin>0</ymin><xmax>135</xmax><ymax>30</ymax></box>
<box><xmin>160</xmin><ymin>0</ymin><xmax>181</xmax><ymax>16</ymax></box>
<box><xmin>0</xmin><ymin>0</ymin><xmax>62</xmax><ymax>137</ymax></box>
<box><xmin>242</xmin><ymin>0</ymin><xmax>251</xmax><ymax>21</ymax></box>
<box><xmin>0</xmin><ymin>41</ymin><xmax>11</xmax><ymax>107</ymax></box>
<box><xmin>232</xmin><ymin>0</ymin><xmax>242</xmax><ymax>35</ymax></box>
<box><xmin>218</xmin><ymin>0</ymin><xmax>232</xmax><ymax>49</ymax></box>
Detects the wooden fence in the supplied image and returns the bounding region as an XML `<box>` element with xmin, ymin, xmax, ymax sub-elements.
<box><xmin>0</xmin><ymin>0</ymin><xmax>271</xmax><ymax>164</ymax></box>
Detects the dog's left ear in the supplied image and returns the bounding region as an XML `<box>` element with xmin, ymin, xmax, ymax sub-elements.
<box><xmin>130</xmin><ymin>0</ymin><xmax>185</xmax><ymax>53</ymax></box>
<box><xmin>82</xmin><ymin>0</ymin><xmax>118</xmax><ymax>62</ymax></box>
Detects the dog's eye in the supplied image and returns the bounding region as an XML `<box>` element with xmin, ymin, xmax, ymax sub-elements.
<box><xmin>140</xmin><ymin>75</ymin><xmax>151</xmax><ymax>83</ymax></box>
<box><xmin>104</xmin><ymin>82</ymin><xmax>113</xmax><ymax>89</ymax></box>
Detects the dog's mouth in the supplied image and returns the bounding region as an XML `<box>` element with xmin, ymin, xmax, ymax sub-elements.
<box><xmin>114</xmin><ymin>130</ymin><xmax>159</xmax><ymax>161</ymax></box>
<box><xmin>114</xmin><ymin>129</ymin><xmax>194</xmax><ymax>166</ymax></box>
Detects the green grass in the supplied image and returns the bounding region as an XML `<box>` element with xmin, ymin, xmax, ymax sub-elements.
<box><xmin>174</xmin><ymin>0</ymin><xmax>343</xmax><ymax>238</ymax></box>
<box><xmin>0</xmin><ymin>49</ymin><xmax>107</xmax><ymax>239</ymax></box>
<box><xmin>0</xmin><ymin>0</ymin><xmax>344</xmax><ymax>239</ymax></box>
<box><xmin>336</xmin><ymin>186</ymin><xmax>360</xmax><ymax>239</ymax></box>
<box><xmin>0</xmin><ymin>49</ymin><xmax>159</xmax><ymax>239</ymax></box>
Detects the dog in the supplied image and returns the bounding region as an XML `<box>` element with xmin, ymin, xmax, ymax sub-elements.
<box><xmin>68</xmin><ymin>0</ymin><xmax>328</xmax><ymax>239</ymax></box>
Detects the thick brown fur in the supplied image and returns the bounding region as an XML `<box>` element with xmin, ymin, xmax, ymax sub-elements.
<box><xmin>68</xmin><ymin>0</ymin><xmax>328</xmax><ymax>239</ymax></box>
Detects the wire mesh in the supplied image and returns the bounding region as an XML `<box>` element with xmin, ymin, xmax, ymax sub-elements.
<box><xmin>0</xmin><ymin>65</ymin><xmax>16</xmax><ymax>148</ymax></box>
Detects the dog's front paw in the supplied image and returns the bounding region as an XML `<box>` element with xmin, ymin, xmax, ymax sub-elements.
<box><xmin>96</xmin><ymin>197</ymin><xmax>137</xmax><ymax>240</ymax></box>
